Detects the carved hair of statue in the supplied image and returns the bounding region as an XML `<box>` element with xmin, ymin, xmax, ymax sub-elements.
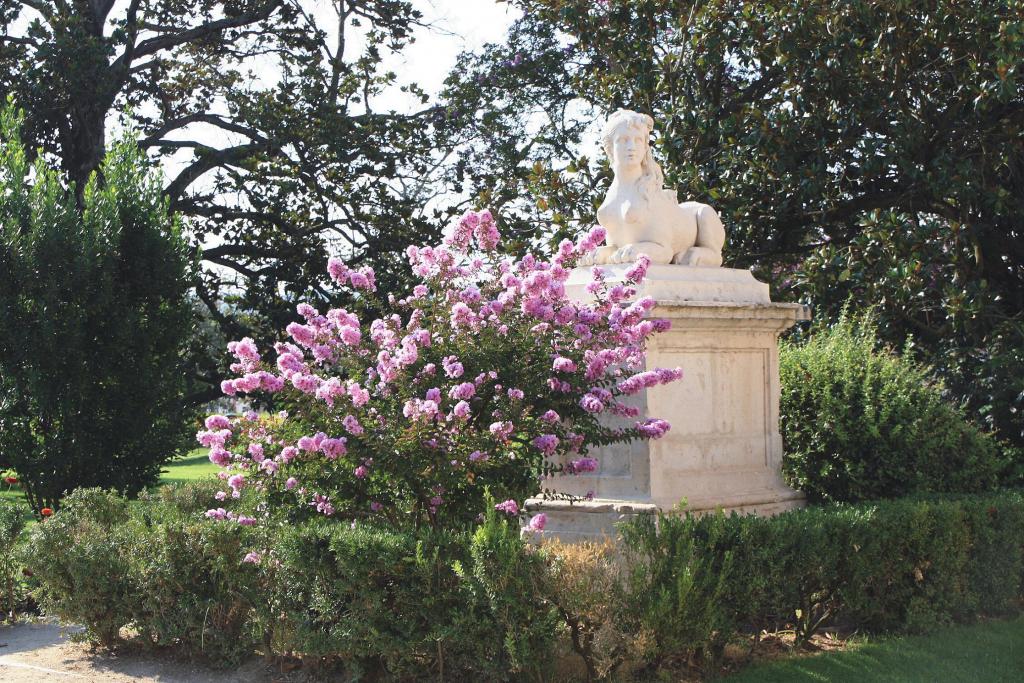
<box><xmin>599</xmin><ymin>109</ymin><xmax>678</xmax><ymax>210</ymax></box>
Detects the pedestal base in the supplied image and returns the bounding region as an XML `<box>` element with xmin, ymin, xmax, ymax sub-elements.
<box><xmin>524</xmin><ymin>492</ymin><xmax>805</xmax><ymax>542</ymax></box>
<box><xmin>526</xmin><ymin>266</ymin><xmax>810</xmax><ymax>542</ymax></box>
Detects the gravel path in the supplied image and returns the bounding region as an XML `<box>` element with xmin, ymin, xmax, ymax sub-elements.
<box><xmin>0</xmin><ymin>622</ymin><xmax>281</xmax><ymax>682</ymax></box>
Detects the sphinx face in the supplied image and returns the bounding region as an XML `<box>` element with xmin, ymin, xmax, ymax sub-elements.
<box><xmin>610</xmin><ymin>126</ymin><xmax>646</xmax><ymax>174</ymax></box>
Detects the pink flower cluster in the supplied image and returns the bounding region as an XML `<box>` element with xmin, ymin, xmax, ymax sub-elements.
<box><xmin>200</xmin><ymin>210</ymin><xmax>683</xmax><ymax>527</ymax></box>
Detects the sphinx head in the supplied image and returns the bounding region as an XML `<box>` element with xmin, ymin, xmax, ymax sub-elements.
<box><xmin>601</xmin><ymin>109</ymin><xmax>667</xmax><ymax>201</ymax></box>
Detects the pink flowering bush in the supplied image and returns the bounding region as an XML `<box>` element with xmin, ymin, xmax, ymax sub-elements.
<box><xmin>200</xmin><ymin>209</ymin><xmax>681</xmax><ymax>527</ymax></box>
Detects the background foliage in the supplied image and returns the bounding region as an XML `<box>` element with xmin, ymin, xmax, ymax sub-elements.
<box><xmin>2</xmin><ymin>1</ymin><xmax>1022</xmax><ymax>500</ymax></box>
<box><xmin>440</xmin><ymin>0</ymin><xmax>1024</xmax><ymax>453</ymax></box>
<box><xmin>0</xmin><ymin>0</ymin><xmax>456</xmax><ymax>404</ymax></box>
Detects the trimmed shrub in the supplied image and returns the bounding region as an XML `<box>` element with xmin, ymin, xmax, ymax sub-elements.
<box><xmin>28</xmin><ymin>486</ymin><xmax>1024</xmax><ymax>679</ymax></box>
<box><xmin>126</xmin><ymin>500</ymin><xmax>261</xmax><ymax>665</ymax></box>
<box><xmin>619</xmin><ymin>510</ymin><xmax>736</xmax><ymax>669</ymax></box>
<box><xmin>138</xmin><ymin>480</ymin><xmax>226</xmax><ymax>515</ymax></box>
<box><xmin>780</xmin><ymin>311</ymin><xmax>1007</xmax><ymax>503</ymax></box>
<box><xmin>264</xmin><ymin>509</ymin><xmax>556</xmax><ymax>681</ymax></box>
<box><xmin>618</xmin><ymin>490</ymin><xmax>1024</xmax><ymax>674</ymax></box>
<box><xmin>23</xmin><ymin>488</ymin><xmax>259</xmax><ymax>663</ymax></box>
<box><xmin>470</xmin><ymin>504</ymin><xmax>560</xmax><ymax>678</ymax></box>
<box><xmin>269</xmin><ymin>523</ymin><xmax>482</xmax><ymax>679</ymax></box>
<box><xmin>25</xmin><ymin>488</ymin><xmax>557</xmax><ymax>678</ymax></box>
<box><xmin>22</xmin><ymin>489</ymin><xmax>135</xmax><ymax>647</ymax></box>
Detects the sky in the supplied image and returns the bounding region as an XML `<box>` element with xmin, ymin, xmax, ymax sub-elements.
<box><xmin>380</xmin><ymin>0</ymin><xmax>521</xmax><ymax>104</ymax></box>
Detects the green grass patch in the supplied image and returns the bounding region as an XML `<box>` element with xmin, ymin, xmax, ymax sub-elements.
<box><xmin>159</xmin><ymin>448</ymin><xmax>218</xmax><ymax>485</ymax></box>
<box><xmin>0</xmin><ymin>449</ymin><xmax>218</xmax><ymax>520</ymax></box>
<box><xmin>722</xmin><ymin>616</ymin><xmax>1024</xmax><ymax>682</ymax></box>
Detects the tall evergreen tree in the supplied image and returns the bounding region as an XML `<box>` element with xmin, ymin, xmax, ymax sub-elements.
<box><xmin>0</xmin><ymin>103</ymin><xmax>195</xmax><ymax>511</ymax></box>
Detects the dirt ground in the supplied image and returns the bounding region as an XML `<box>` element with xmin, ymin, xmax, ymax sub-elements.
<box><xmin>0</xmin><ymin>621</ymin><xmax>281</xmax><ymax>683</ymax></box>
<box><xmin>0</xmin><ymin>620</ymin><xmax>855</xmax><ymax>682</ymax></box>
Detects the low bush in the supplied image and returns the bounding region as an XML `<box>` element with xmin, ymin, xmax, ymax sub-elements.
<box><xmin>26</xmin><ymin>486</ymin><xmax>1024</xmax><ymax>680</ymax></box>
<box><xmin>127</xmin><ymin>498</ymin><xmax>261</xmax><ymax>665</ymax></box>
<box><xmin>541</xmin><ymin>539</ymin><xmax>638</xmax><ymax>681</ymax></box>
<box><xmin>619</xmin><ymin>491</ymin><xmax>1024</xmax><ymax>675</ymax></box>
<box><xmin>23</xmin><ymin>486</ymin><xmax>259</xmax><ymax>662</ymax></box>
<box><xmin>619</xmin><ymin>510</ymin><xmax>736</xmax><ymax>669</ymax></box>
<box><xmin>469</xmin><ymin>503</ymin><xmax>559</xmax><ymax>678</ymax></box>
<box><xmin>23</xmin><ymin>489</ymin><xmax>135</xmax><ymax>646</ymax></box>
<box><xmin>25</xmin><ymin>487</ymin><xmax>557</xmax><ymax>678</ymax></box>
<box><xmin>264</xmin><ymin>513</ymin><xmax>555</xmax><ymax>681</ymax></box>
<box><xmin>780</xmin><ymin>311</ymin><xmax>1008</xmax><ymax>503</ymax></box>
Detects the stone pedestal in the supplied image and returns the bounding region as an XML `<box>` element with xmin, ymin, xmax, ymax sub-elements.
<box><xmin>525</xmin><ymin>264</ymin><xmax>810</xmax><ymax>541</ymax></box>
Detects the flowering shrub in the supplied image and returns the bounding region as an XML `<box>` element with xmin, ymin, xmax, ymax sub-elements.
<box><xmin>199</xmin><ymin>210</ymin><xmax>681</xmax><ymax>527</ymax></box>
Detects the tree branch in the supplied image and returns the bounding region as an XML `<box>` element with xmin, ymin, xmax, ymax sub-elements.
<box><xmin>0</xmin><ymin>35</ymin><xmax>37</xmax><ymax>46</ymax></box>
<box><xmin>183</xmin><ymin>385</ymin><xmax>225</xmax><ymax>408</ymax></box>
<box><xmin>202</xmin><ymin>253</ymin><xmax>263</xmax><ymax>281</ymax></box>
<box><xmin>141</xmin><ymin>114</ymin><xmax>269</xmax><ymax>146</ymax></box>
<box><xmin>201</xmin><ymin>243</ymin><xmax>282</xmax><ymax>260</ymax></box>
<box><xmin>119</xmin><ymin>1</ymin><xmax>283</xmax><ymax>64</ymax></box>
<box><xmin>184</xmin><ymin>204</ymin><xmax>303</xmax><ymax>236</ymax></box>
<box><xmin>165</xmin><ymin>142</ymin><xmax>280</xmax><ymax>203</ymax></box>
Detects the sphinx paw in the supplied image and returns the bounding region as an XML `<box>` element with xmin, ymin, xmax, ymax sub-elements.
<box><xmin>613</xmin><ymin>243</ymin><xmax>672</xmax><ymax>264</ymax></box>
<box><xmin>673</xmin><ymin>247</ymin><xmax>722</xmax><ymax>267</ymax></box>
<box><xmin>612</xmin><ymin>244</ymin><xmax>640</xmax><ymax>263</ymax></box>
<box><xmin>580</xmin><ymin>246</ymin><xmax>616</xmax><ymax>266</ymax></box>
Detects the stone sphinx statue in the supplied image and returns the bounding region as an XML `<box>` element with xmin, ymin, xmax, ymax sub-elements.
<box><xmin>580</xmin><ymin>109</ymin><xmax>725</xmax><ymax>267</ymax></box>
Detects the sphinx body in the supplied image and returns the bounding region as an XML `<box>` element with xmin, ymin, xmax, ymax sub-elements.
<box><xmin>580</xmin><ymin>110</ymin><xmax>725</xmax><ymax>267</ymax></box>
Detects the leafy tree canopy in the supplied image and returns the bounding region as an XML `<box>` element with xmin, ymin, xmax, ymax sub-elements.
<box><xmin>1</xmin><ymin>0</ymin><xmax>459</xmax><ymax>402</ymax></box>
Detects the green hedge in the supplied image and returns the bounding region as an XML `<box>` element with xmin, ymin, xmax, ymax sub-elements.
<box><xmin>22</xmin><ymin>487</ymin><xmax>259</xmax><ymax>663</ymax></box>
<box><xmin>263</xmin><ymin>514</ymin><xmax>556</xmax><ymax>680</ymax></box>
<box><xmin>23</xmin><ymin>487</ymin><xmax>1024</xmax><ymax>680</ymax></box>
<box><xmin>621</xmin><ymin>490</ymin><xmax>1024</xmax><ymax>669</ymax></box>
<box><xmin>23</xmin><ymin>487</ymin><xmax>556</xmax><ymax>678</ymax></box>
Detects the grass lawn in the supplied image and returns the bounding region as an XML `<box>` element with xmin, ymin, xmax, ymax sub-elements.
<box><xmin>722</xmin><ymin>616</ymin><xmax>1024</xmax><ymax>682</ymax></box>
<box><xmin>159</xmin><ymin>448</ymin><xmax>218</xmax><ymax>485</ymax></box>
<box><xmin>1</xmin><ymin>449</ymin><xmax>218</xmax><ymax>518</ymax></box>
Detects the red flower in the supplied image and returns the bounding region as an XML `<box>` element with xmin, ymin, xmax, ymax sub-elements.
<box><xmin>3</xmin><ymin>476</ymin><xmax>17</xmax><ymax>485</ymax></box>
<box><xmin>40</xmin><ymin>507</ymin><xmax>53</xmax><ymax>517</ymax></box>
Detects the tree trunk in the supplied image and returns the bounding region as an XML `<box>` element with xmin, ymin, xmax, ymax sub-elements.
<box><xmin>66</xmin><ymin>102</ymin><xmax>107</xmax><ymax>206</ymax></box>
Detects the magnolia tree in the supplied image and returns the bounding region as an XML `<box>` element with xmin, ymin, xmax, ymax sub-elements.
<box><xmin>198</xmin><ymin>210</ymin><xmax>681</xmax><ymax>529</ymax></box>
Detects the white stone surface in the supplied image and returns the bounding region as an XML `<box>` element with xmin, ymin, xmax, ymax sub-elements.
<box><xmin>526</xmin><ymin>268</ymin><xmax>810</xmax><ymax>542</ymax></box>
<box><xmin>566</xmin><ymin>263</ymin><xmax>770</xmax><ymax>305</ymax></box>
<box><xmin>580</xmin><ymin>109</ymin><xmax>726</xmax><ymax>267</ymax></box>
